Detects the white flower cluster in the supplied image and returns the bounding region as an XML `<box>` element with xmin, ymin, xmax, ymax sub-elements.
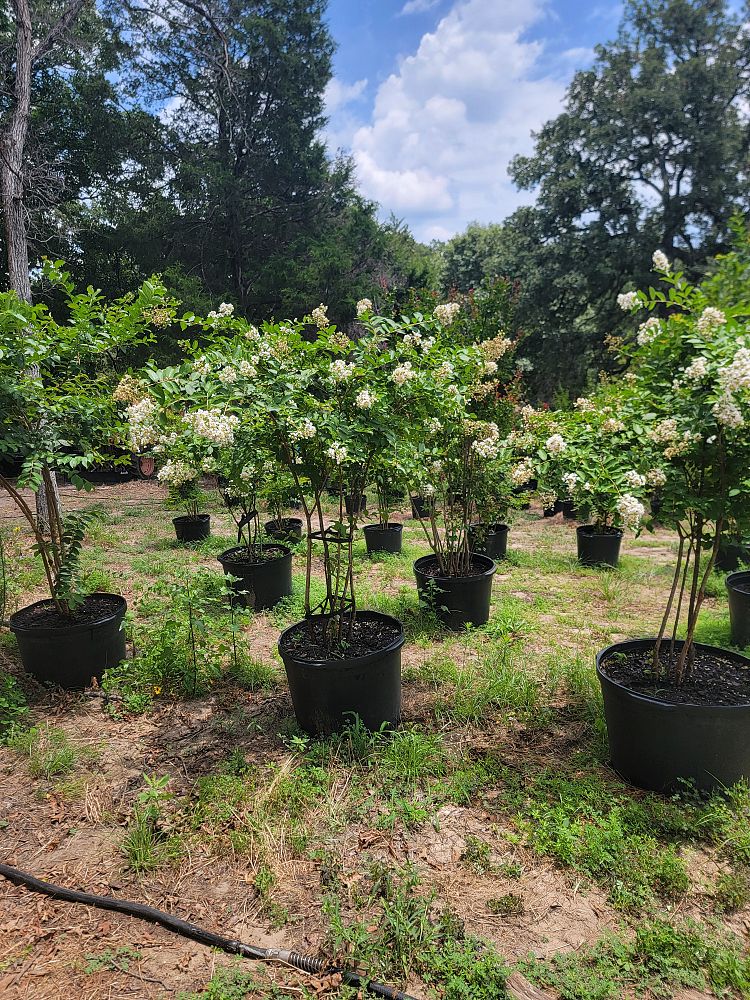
<box><xmin>434</xmin><ymin>361</ymin><xmax>454</xmax><ymax>381</ymax></box>
<box><xmin>193</xmin><ymin>356</ymin><xmax>212</xmax><ymax>377</ymax></box>
<box><xmin>425</xmin><ymin>417</ymin><xmax>442</xmax><ymax>435</ymax></box>
<box><xmin>184</xmin><ymin>408</ymin><xmax>239</xmax><ymax>446</ymax></box>
<box><xmin>356</xmin><ymin>298</ymin><xmax>372</xmax><ymax>317</ymax></box>
<box><xmin>646</xmin><ymin>468</ymin><xmax>667</xmax><ymax>487</ymax></box>
<box><xmin>652</xmin><ymin>250</ymin><xmax>670</xmax><ymax>272</ymax></box>
<box><xmin>470</xmin><ymin>423</ymin><xmax>500</xmax><ymax>460</ymax></box>
<box><xmin>481</xmin><ymin>334</ymin><xmax>513</xmax><ymax>359</ymax></box>
<box><xmin>637</xmin><ymin>316</ymin><xmax>661</xmax><ymax>346</ymax></box>
<box><xmin>562</xmin><ymin>472</ymin><xmax>578</xmax><ymax>495</ymax></box>
<box><xmin>712</xmin><ymin>394</ymin><xmax>744</xmax><ymax>429</ymax></box>
<box><xmin>648</xmin><ymin>418</ymin><xmax>678</xmax><ymax>444</ymax></box>
<box><xmin>238</xmin><ymin>359</ymin><xmax>257</xmax><ymax>378</ymax></box>
<box><xmin>244</xmin><ymin>324</ymin><xmax>260</xmax><ymax>341</ymax></box>
<box><xmin>326</xmin><ymin>442</ymin><xmax>348</xmax><ymax>465</ymax></box>
<box><xmin>392</xmin><ymin>362</ymin><xmax>416</xmax><ymax>386</ymax></box>
<box><xmin>616</xmin><ymin>493</ymin><xmax>645</xmax><ymax>530</ymax></box>
<box><xmin>602</xmin><ymin>417</ymin><xmax>625</xmax><ymax>433</ymax></box>
<box><xmin>483</xmin><ymin>360</ymin><xmax>498</xmax><ymax>376</ymax></box>
<box><xmin>624</xmin><ymin>470</ymin><xmax>646</xmax><ymax>489</ymax></box>
<box><xmin>218</xmin><ymin>366</ymin><xmax>238</xmax><ymax>385</ymax></box>
<box><xmin>157</xmin><ymin>459</ymin><xmax>197</xmax><ymax>488</ymax></box>
<box><xmin>422</xmin><ymin>483</ymin><xmax>436</xmax><ymax>498</ymax></box>
<box><xmin>355</xmin><ymin>389</ymin><xmax>375</xmax><ymax>409</ymax></box>
<box><xmin>201</xmin><ymin>456</ymin><xmax>217</xmax><ymax>473</ymax></box>
<box><xmin>113</xmin><ymin>374</ymin><xmax>145</xmax><ymax>405</ymax></box>
<box><xmin>575</xmin><ymin>396</ymin><xmax>596</xmax><ymax>412</ymax></box>
<box><xmin>330</xmin><ymin>359</ymin><xmax>355</xmax><ymax>382</ymax></box>
<box><xmin>207</xmin><ymin>302</ymin><xmax>234</xmax><ymax>321</ymax></box>
<box><xmin>126</xmin><ymin>397</ymin><xmax>159</xmax><ymax>452</ymax></box>
<box><xmin>433</xmin><ymin>302</ymin><xmax>460</xmax><ymax>325</ymax></box>
<box><xmin>290</xmin><ymin>419</ymin><xmax>317</xmax><ymax>441</ymax></box>
<box><xmin>720</xmin><ymin>347</ymin><xmax>750</xmax><ymax>393</ymax></box>
<box><xmin>617</xmin><ymin>291</ymin><xmax>640</xmax><ymax>311</ymax></box>
<box><xmin>683</xmin><ymin>356</ymin><xmax>708</xmax><ymax>381</ymax></box>
<box><xmin>696</xmin><ymin>307</ymin><xmax>726</xmax><ymax>336</ymax></box>
<box><xmin>311</xmin><ymin>303</ymin><xmax>329</xmax><ymax>329</ymax></box>
<box><xmin>545</xmin><ymin>434</ymin><xmax>566</xmax><ymax>456</ymax></box>
<box><xmin>511</xmin><ymin>458</ymin><xmax>534</xmax><ymax>486</ymax></box>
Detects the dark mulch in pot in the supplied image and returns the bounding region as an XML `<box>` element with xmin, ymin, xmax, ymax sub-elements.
<box><xmin>12</xmin><ymin>595</ymin><xmax>122</xmax><ymax>629</ymax></box>
<box><xmin>601</xmin><ymin>646</ymin><xmax>750</xmax><ymax>706</ymax></box>
<box><xmin>418</xmin><ymin>555</ymin><xmax>491</xmax><ymax>579</ymax></box>
<box><xmin>579</xmin><ymin>525</ymin><xmax>622</xmax><ymax>536</ymax></box>
<box><xmin>220</xmin><ymin>545</ymin><xmax>287</xmax><ymax>565</ymax></box>
<box><xmin>280</xmin><ymin>615</ymin><xmax>401</xmax><ymax>662</ymax></box>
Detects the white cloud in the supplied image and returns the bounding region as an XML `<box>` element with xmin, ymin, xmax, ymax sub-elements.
<box><xmin>333</xmin><ymin>0</ymin><xmax>572</xmax><ymax>240</ymax></box>
<box><xmin>400</xmin><ymin>0</ymin><xmax>441</xmax><ymax>14</ymax></box>
<box><xmin>324</xmin><ymin>76</ymin><xmax>368</xmax><ymax>113</ymax></box>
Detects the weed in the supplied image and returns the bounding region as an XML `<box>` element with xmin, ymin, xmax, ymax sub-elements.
<box><xmin>714</xmin><ymin>868</ymin><xmax>750</xmax><ymax>913</ymax></box>
<box><xmin>0</xmin><ymin>673</ymin><xmax>27</xmax><ymax>735</ymax></box>
<box><xmin>84</xmin><ymin>946</ymin><xmax>141</xmax><ymax>974</ymax></box>
<box><xmin>462</xmin><ymin>835</ymin><xmax>494</xmax><ymax>874</ymax></box>
<box><xmin>121</xmin><ymin>773</ymin><xmax>181</xmax><ymax>872</ymax></box>
<box><xmin>487</xmin><ymin>893</ymin><xmax>525</xmax><ymax>917</ymax></box>
<box><xmin>5</xmin><ymin>724</ymin><xmax>92</xmax><ymax>779</ymax></box>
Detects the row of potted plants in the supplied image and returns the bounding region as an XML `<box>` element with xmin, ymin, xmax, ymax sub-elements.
<box><xmin>2</xmin><ymin>242</ymin><xmax>750</xmax><ymax>799</ymax></box>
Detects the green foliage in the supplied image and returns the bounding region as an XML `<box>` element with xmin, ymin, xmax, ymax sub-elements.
<box><xmin>121</xmin><ymin>774</ymin><xmax>181</xmax><ymax>872</ymax></box>
<box><xmin>84</xmin><ymin>947</ymin><xmax>142</xmax><ymax>975</ymax></box>
<box><xmin>5</xmin><ymin>724</ymin><xmax>90</xmax><ymax>779</ymax></box>
<box><xmin>0</xmin><ymin>674</ymin><xmax>27</xmax><ymax>736</ymax></box>
<box><xmin>522</xmin><ymin>918</ymin><xmax>750</xmax><ymax>999</ymax></box>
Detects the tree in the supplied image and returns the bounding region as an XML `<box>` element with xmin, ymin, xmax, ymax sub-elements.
<box><xmin>503</xmin><ymin>0</ymin><xmax>750</xmax><ymax>398</ymax></box>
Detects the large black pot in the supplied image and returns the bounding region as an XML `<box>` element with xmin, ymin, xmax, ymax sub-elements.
<box><xmin>265</xmin><ymin>517</ymin><xmax>303</xmax><ymax>542</ymax></box>
<box><xmin>544</xmin><ymin>500</ymin><xmax>564</xmax><ymax>517</ymax></box>
<box><xmin>577</xmin><ymin>525</ymin><xmax>623</xmax><ymax>568</ymax></box>
<box><xmin>217</xmin><ymin>545</ymin><xmax>292</xmax><ymax>610</ymax></box>
<box><xmin>279</xmin><ymin>611</ymin><xmax>404</xmax><ymax>735</ymax></box>
<box><xmin>345</xmin><ymin>493</ymin><xmax>367</xmax><ymax>516</ymax></box>
<box><xmin>410</xmin><ymin>495</ymin><xmax>433</xmax><ymax>519</ymax></box>
<box><xmin>727</xmin><ymin>572</ymin><xmax>750</xmax><ymax>648</ymax></box>
<box><xmin>9</xmin><ymin>593</ymin><xmax>127</xmax><ymax>689</ymax></box>
<box><xmin>468</xmin><ymin>522</ymin><xmax>508</xmax><ymax>560</ymax></box>
<box><xmin>173</xmin><ymin>513</ymin><xmax>210</xmax><ymax>542</ymax></box>
<box><xmin>363</xmin><ymin>522</ymin><xmax>403</xmax><ymax>555</ymax></box>
<box><xmin>413</xmin><ymin>553</ymin><xmax>496</xmax><ymax>630</ymax></box>
<box><xmin>597</xmin><ymin>638</ymin><xmax>750</xmax><ymax>792</ymax></box>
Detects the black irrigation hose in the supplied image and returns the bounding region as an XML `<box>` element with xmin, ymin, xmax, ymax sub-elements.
<box><xmin>0</xmin><ymin>863</ymin><xmax>417</xmax><ymax>1000</ymax></box>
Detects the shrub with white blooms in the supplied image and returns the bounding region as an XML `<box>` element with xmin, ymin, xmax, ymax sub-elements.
<box><xmin>605</xmin><ymin>230</ymin><xmax>750</xmax><ymax>681</ymax></box>
<box><xmin>433</xmin><ymin>301</ymin><xmax>460</xmax><ymax>325</ymax></box>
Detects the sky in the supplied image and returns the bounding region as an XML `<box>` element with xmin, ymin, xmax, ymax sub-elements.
<box><xmin>322</xmin><ymin>0</ymin><xmax>625</xmax><ymax>242</ymax></box>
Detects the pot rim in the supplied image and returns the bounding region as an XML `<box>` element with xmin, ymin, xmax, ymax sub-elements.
<box><xmin>726</xmin><ymin>570</ymin><xmax>750</xmax><ymax>591</ymax></box>
<box><xmin>9</xmin><ymin>592</ymin><xmax>127</xmax><ymax>636</ymax></box>
<box><xmin>264</xmin><ymin>517</ymin><xmax>303</xmax><ymax>528</ymax></box>
<box><xmin>172</xmin><ymin>513</ymin><xmax>210</xmax><ymax>524</ymax></box>
<box><xmin>577</xmin><ymin>524</ymin><xmax>624</xmax><ymax>538</ymax></box>
<box><xmin>278</xmin><ymin>609</ymin><xmax>405</xmax><ymax>669</ymax></box>
<box><xmin>413</xmin><ymin>552</ymin><xmax>496</xmax><ymax>581</ymax></box>
<box><xmin>217</xmin><ymin>543</ymin><xmax>291</xmax><ymax>567</ymax></box>
<box><xmin>363</xmin><ymin>522</ymin><xmax>403</xmax><ymax>532</ymax></box>
<box><xmin>469</xmin><ymin>521</ymin><xmax>509</xmax><ymax>534</ymax></box>
<box><xmin>596</xmin><ymin>637</ymin><xmax>750</xmax><ymax>711</ymax></box>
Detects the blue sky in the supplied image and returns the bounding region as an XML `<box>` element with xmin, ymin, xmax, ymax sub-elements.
<box><xmin>322</xmin><ymin>0</ymin><xmax>625</xmax><ymax>241</ymax></box>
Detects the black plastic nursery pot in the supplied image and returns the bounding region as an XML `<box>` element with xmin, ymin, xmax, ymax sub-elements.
<box><xmin>577</xmin><ymin>525</ymin><xmax>623</xmax><ymax>568</ymax></box>
<box><xmin>597</xmin><ymin>638</ymin><xmax>750</xmax><ymax>793</ymax></box>
<box><xmin>468</xmin><ymin>522</ymin><xmax>509</xmax><ymax>560</ymax></box>
<box><xmin>344</xmin><ymin>493</ymin><xmax>367</xmax><ymax>516</ymax></box>
<box><xmin>9</xmin><ymin>593</ymin><xmax>127</xmax><ymax>689</ymax></box>
<box><xmin>727</xmin><ymin>572</ymin><xmax>750</xmax><ymax>648</ymax></box>
<box><xmin>173</xmin><ymin>513</ymin><xmax>210</xmax><ymax>542</ymax></box>
<box><xmin>217</xmin><ymin>545</ymin><xmax>292</xmax><ymax>611</ymax></box>
<box><xmin>544</xmin><ymin>500</ymin><xmax>564</xmax><ymax>517</ymax></box>
<box><xmin>265</xmin><ymin>517</ymin><xmax>303</xmax><ymax>542</ymax></box>
<box><xmin>410</xmin><ymin>495</ymin><xmax>433</xmax><ymax>519</ymax></box>
<box><xmin>413</xmin><ymin>553</ymin><xmax>496</xmax><ymax>631</ymax></box>
<box><xmin>279</xmin><ymin>611</ymin><xmax>405</xmax><ymax>736</ymax></box>
<box><xmin>363</xmin><ymin>522</ymin><xmax>403</xmax><ymax>555</ymax></box>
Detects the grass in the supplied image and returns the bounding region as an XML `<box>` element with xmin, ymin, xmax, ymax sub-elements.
<box><xmin>4</xmin><ymin>498</ymin><xmax>750</xmax><ymax>998</ymax></box>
